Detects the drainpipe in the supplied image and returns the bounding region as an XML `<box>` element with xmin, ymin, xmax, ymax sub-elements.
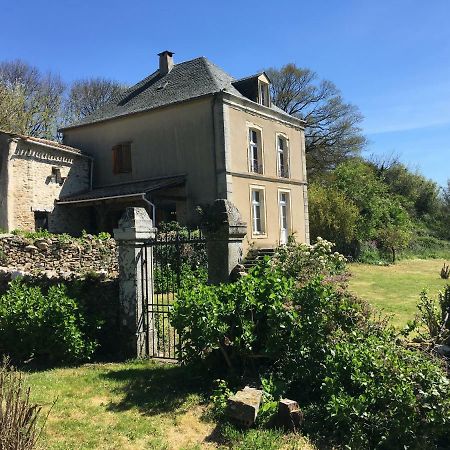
<box><xmin>89</xmin><ymin>158</ymin><xmax>94</xmax><ymax>190</ymax></box>
<box><xmin>141</xmin><ymin>194</ymin><xmax>156</xmax><ymax>226</ymax></box>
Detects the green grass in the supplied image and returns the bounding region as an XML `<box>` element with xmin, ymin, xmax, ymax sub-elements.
<box><xmin>26</xmin><ymin>360</ymin><xmax>314</xmax><ymax>450</ymax></box>
<box><xmin>348</xmin><ymin>259</ymin><xmax>450</xmax><ymax>328</ymax></box>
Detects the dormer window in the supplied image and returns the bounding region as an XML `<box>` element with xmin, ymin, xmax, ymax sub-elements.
<box><xmin>259</xmin><ymin>82</ymin><xmax>270</xmax><ymax>107</ymax></box>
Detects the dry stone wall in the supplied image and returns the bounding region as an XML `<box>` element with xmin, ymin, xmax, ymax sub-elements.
<box><xmin>0</xmin><ymin>233</ymin><xmax>118</xmax><ymax>279</ymax></box>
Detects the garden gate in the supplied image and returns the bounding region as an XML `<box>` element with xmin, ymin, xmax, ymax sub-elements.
<box><xmin>139</xmin><ymin>228</ymin><xmax>207</xmax><ymax>360</ymax></box>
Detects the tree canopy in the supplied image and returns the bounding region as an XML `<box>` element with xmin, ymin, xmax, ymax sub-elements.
<box><xmin>0</xmin><ymin>60</ymin><xmax>64</xmax><ymax>138</ymax></box>
<box><xmin>63</xmin><ymin>78</ymin><xmax>127</xmax><ymax>125</ymax></box>
<box><xmin>266</xmin><ymin>63</ymin><xmax>366</xmax><ymax>176</ymax></box>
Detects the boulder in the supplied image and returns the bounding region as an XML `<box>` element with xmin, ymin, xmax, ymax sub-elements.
<box><xmin>277</xmin><ymin>399</ymin><xmax>303</xmax><ymax>431</ymax></box>
<box><xmin>226</xmin><ymin>386</ymin><xmax>263</xmax><ymax>427</ymax></box>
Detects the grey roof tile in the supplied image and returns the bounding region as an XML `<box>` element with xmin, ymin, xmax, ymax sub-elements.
<box><xmin>61</xmin><ymin>57</ymin><xmax>295</xmax><ymax>129</ymax></box>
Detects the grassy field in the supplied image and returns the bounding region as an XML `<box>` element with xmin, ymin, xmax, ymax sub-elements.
<box><xmin>348</xmin><ymin>259</ymin><xmax>450</xmax><ymax>328</ymax></box>
<box><xmin>27</xmin><ymin>360</ymin><xmax>314</xmax><ymax>450</ymax></box>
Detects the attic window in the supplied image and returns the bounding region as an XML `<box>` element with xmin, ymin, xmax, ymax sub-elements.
<box><xmin>112</xmin><ymin>143</ymin><xmax>132</xmax><ymax>174</ymax></box>
<box><xmin>259</xmin><ymin>82</ymin><xmax>270</xmax><ymax>107</ymax></box>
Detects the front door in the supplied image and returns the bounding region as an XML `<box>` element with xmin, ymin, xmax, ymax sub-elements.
<box><xmin>279</xmin><ymin>192</ymin><xmax>290</xmax><ymax>245</ymax></box>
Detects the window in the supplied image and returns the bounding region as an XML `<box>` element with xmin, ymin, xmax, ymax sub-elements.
<box><xmin>277</xmin><ymin>136</ymin><xmax>289</xmax><ymax>178</ymax></box>
<box><xmin>50</xmin><ymin>167</ymin><xmax>64</xmax><ymax>185</ymax></box>
<box><xmin>112</xmin><ymin>143</ymin><xmax>132</xmax><ymax>174</ymax></box>
<box><xmin>259</xmin><ymin>82</ymin><xmax>270</xmax><ymax>107</ymax></box>
<box><xmin>34</xmin><ymin>211</ymin><xmax>49</xmax><ymax>231</ymax></box>
<box><xmin>248</xmin><ymin>128</ymin><xmax>263</xmax><ymax>174</ymax></box>
<box><xmin>251</xmin><ymin>188</ymin><xmax>266</xmax><ymax>234</ymax></box>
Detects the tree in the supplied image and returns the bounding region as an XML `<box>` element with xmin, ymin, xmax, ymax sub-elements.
<box><xmin>308</xmin><ymin>183</ymin><xmax>360</xmax><ymax>254</ymax></box>
<box><xmin>265</xmin><ymin>64</ymin><xmax>366</xmax><ymax>176</ymax></box>
<box><xmin>0</xmin><ymin>60</ymin><xmax>64</xmax><ymax>138</ymax></box>
<box><xmin>0</xmin><ymin>83</ymin><xmax>27</xmax><ymax>133</ymax></box>
<box><xmin>63</xmin><ymin>78</ymin><xmax>126</xmax><ymax>124</ymax></box>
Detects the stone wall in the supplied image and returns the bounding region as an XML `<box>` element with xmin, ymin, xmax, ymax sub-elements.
<box><xmin>0</xmin><ymin>233</ymin><xmax>118</xmax><ymax>279</ymax></box>
<box><xmin>2</xmin><ymin>136</ymin><xmax>90</xmax><ymax>232</ymax></box>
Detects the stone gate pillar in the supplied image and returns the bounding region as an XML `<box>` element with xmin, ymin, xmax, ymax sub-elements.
<box><xmin>113</xmin><ymin>207</ymin><xmax>156</xmax><ymax>358</ymax></box>
<box><xmin>204</xmin><ymin>199</ymin><xmax>247</xmax><ymax>284</ymax></box>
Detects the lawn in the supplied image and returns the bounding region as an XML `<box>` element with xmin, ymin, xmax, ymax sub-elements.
<box><xmin>348</xmin><ymin>258</ymin><xmax>450</xmax><ymax>328</ymax></box>
<box><xmin>27</xmin><ymin>360</ymin><xmax>314</xmax><ymax>450</ymax></box>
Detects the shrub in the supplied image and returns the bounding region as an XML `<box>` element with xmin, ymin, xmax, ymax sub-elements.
<box><xmin>0</xmin><ymin>280</ymin><xmax>96</xmax><ymax>364</ymax></box>
<box><xmin>412</xmin><ymin>286</ymin><xmax>450</xmax><ymax>345</ymax></box>
<box><xmin>271</xmin><ymin>237</ymin><xmax>347</xmax><ymax>284</ymax></box>
<box><xmin>312</xmin><ymin>331</ymin><xmax>450</xmax><ymax>449</ymax></box>
<box><xmin>441</xmin><ymin>263</ymin><xmax>450</xmax><ymax>280</ymax></box>
<box><xmin>0</xmin><ymin>358</ymin><xmax>44</xmax><ymax>449</ymax></box>
<box><xmin>172</xmin><ymin>249</ymin><xmax>450</xmax><ymax>448</ymax></box>
<box><xmin>308</xmin><ymin>182</ymin><xmax>360</xmax><ymax>254</ymax></box>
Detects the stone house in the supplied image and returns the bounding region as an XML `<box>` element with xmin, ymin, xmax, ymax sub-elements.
<box><xmin>0</xmin><ymin>131</ymin><xmax>91</xmax><ymax>233</ymax></box>
<box><xmin>60</xmin><ymin>51</ymin><xmax>310</xmax><ymax>248</ymax></box>
<box><xmin>1</xmin><ymin>51</ymin><xmax>310</xmax><ymax>249</ymax></box>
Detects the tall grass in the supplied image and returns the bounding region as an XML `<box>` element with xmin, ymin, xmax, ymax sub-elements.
<box><xmin>0</xmin><ymin>358</ymin><xmax>44</xmax><ymax>450</ymax></box>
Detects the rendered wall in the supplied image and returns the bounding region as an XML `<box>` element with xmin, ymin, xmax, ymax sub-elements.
<box><xmin>224</xmin><ymin>101</ymin><xmax>308</xmax><ymax>249</ymax></box>
<box><xmin>63</xmin><ymin>97</ymin><xmax>218</xmax><ymax>221</ymax></box>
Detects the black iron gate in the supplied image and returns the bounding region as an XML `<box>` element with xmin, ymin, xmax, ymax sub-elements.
<box><xmin>140</xmin><ymin>228</ymin><xmax>207</xmax><ymax>360</ymax></box>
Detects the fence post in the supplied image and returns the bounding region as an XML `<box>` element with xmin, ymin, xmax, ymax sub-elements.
<box><xmin>204</xmin><ymin>199</ymin><xmax>247</xmax><ymax>284</ymax></box>
<box><xmin>113</xmin><ymin>207</ymin><xmax>156</xmax><ymax>358</ymax></box>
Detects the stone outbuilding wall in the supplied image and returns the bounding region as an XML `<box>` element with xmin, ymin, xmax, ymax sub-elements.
<box><xmin>0</xmin><ymin>131</ymin><xmax>91</xmax><ymax>233</ymax></box>
<box><xmin>0</xmin><ymin>233</ymin><xmax>118</xmax><ymax>279</ymax></box>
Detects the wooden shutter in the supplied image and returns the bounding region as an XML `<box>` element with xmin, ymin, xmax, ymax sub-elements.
<box><xmin>112</xmin><ymin>145</ymin><xmax>120</xmax><ymax>174</ymax></box>
<box><xmin>121</xmin><ymin>143</ymin><xmax>132</xmax><ymax>173</ymax></box>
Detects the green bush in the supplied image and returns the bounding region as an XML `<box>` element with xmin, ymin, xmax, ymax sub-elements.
<box><xmin>272</xmin><ymin>237</ymin><xmax>347</xmax><ymax>283</ymax></box>
<box><xmin>0</xmin><ymin>280</ymin><xmax>96</xmax><ymax>364</ymax></box>
<box><xmin>313</xmin><ymin>331</ymin><xmax>450</xmax><ymax>449</ymax></box>
<box><xmin>172</xmin><ymin>251</ymin><xmax>450</xmax><ymax>448</ymax></box>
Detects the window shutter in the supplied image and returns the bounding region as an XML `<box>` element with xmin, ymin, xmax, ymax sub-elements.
<box><xmin>112</xmin><ymin>145</ymin><xmax>120</xmax><ymax>174</ymax></box>
<box><xmin>122</xmin><ymin>143</ymin><xmax>132</xmax><ymax>173</ymax></box>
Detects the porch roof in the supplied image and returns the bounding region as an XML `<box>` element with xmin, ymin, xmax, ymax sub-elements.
<box><xmin>57</xmin><ymin>175</ymin><xmax>186</xmax><ymax>204</ymax></box>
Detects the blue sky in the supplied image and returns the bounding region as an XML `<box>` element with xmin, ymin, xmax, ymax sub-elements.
<box><xmin>1</xmin><ymin>0</ymin><xmax>449</xmax><ymax>187</ymax></box>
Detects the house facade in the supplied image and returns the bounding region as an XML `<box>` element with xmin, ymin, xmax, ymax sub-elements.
<box><xmin>0</xmin><ymin>131</ymin><xmax>91</xmax><ymax>233</ymax></box>
<box><xmin>60</xmin><ymin>51</ymin><xmax>310</xmax><ymax>248</ymax></box>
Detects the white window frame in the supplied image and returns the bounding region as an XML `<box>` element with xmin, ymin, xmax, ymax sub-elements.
<box><xmin>249</xmin><ymin>185</ymin><xmax>267</xmax><ymax>237</ymax></box>
<box><xmin>258</xmin><ymin>81</ymin><xmax>271</xmax><ymax>107</ymax></box>
<box><xmin>247</xmin><ymin>125</ymin><xmax>264</xmax><ymax>175</ymax></box>
<box><xmin>278</xmin><ymin>188</ymin><xmax>293</xmax><ymax>243</ymax></box>
<box><xmin>276</xmin><ymin>133</ymin><xmax>290</xmax><ymax>178</ymax></box>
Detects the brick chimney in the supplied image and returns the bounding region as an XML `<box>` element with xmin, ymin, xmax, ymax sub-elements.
<box><xmin>158</xmin><ymin>51</ymin><xmax>174</xmax><ymax>75</ymax></box>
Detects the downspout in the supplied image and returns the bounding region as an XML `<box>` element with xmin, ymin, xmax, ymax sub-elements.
<box><xmin>89</xmin><ymin>158</ymin><xmax>94</xmax><ymax>190</ymax></box>
<box><xmin>141</xmin><ymin>194</ymin><xmax>156</xmax><ymax>226</ymax></box>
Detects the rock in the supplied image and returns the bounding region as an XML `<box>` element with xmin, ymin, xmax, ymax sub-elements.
<box><xmin>277</xmin><ymin>399</ymin><xmax>303</xmax><ymax>431</ymax></box>
<box><xmin>229</xmin><ymin>264</ymin><xmax>247</xmax><ymax>282</ymax></box>
<box><xmin>43</xmin><ymin>270</ymin><xmax>58</xmax><ymax>279</ymax></box>
<box><xmin>435</xmin><ymin>344</ymin><xmax>450</xmax><ymax>357</ymax></box>
<box><xmin>24</xmin><ymin>245</ymin><xmax>38</xmax><ymax>253</ymax></box>
<box><xmin>11</xmin><ymin>269</ymin><xmax>28</xmax><ymax>280</ymax></box>
<box><xmin>34</xmin><ymin>239</ymin><xmax>49</xmax><ymax>251</ymax></box>
<box><xmin>226</xmin><ymin>386</ymin><xmax>263</xmax><ymax>427</ymax></box>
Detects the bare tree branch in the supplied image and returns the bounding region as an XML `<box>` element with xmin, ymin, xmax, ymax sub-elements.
<box><xmin>266</xmin><ymin>63</ymin><xmax>366</xmax><ymax>176</ymax></box>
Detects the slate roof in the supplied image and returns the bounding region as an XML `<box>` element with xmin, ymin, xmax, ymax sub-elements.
<box><xmin>58</xmin><ymin>175</ymin><xmax>185</xmax><ymax>203</ymax></box>
<box><xmin>61</xmin><ymin>57</ymin><xmax>297</xmax><ymax>130</ymax></box>
<box><xmin>0</xmin><ymin>130</ymin><xmax>86</xmax><ymax>156</ymax></box>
